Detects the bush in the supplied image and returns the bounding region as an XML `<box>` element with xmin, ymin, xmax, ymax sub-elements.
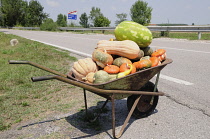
<box><xmin>40</xmin><ymin>18</ymin><xmax>57</xmax><ymax>31</ymax></box>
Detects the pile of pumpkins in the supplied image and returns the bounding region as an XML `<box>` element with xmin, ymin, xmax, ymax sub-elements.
<box><xmin>68</xmin><ymin>21</ymin><xmax>167</xmax><ymax>84</ymax></box>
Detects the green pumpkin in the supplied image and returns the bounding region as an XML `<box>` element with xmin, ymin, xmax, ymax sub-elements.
<box><xmin>114</xmin><ymin>21</ymin><xmax>153</xmax><ymax>48</ymax></box>
<box><xmin>113</xmin><ymin>57</ymin><xmax>132</xmax><ymax>67</ymax></box>
<box><xmin>108</xmin><ymin>74</ymin><xmax>117</xmax><ymax>81</ymax></box>
<box><xmin>142</xmin><ymin>46</ymin><xmax>153</xmax><ymax>56</ymax></box>
<box><xmin>93</xmin><ymin>70</ymin><xmax>110</xmax><ymax>84</ymax></box>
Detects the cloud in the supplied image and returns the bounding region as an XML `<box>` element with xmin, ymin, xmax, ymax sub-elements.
<box><xmin>46</xmin><ymin>0</ymin><xmax>60</xmax><ymax>7</ymax></box>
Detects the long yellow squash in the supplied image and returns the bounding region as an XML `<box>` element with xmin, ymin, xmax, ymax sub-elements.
<box><xmin>96</xmin><ymin>40</ymin><xmax>143</xmax><ymax>60</ymax></box>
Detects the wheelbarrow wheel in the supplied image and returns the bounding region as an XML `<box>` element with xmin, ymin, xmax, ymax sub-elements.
<box><xmin>127</xmin><ymin>81</ymin><xmax>159</xmax><ymax>118</ymax></box>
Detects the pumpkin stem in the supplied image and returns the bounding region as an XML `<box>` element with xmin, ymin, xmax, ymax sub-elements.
<box><xmin>102</xmin><ymin>48</ymin><xmax>107</xmax><ymax>53</ymax></box>
<box><xmin>126</xmin><ymin>63</ymin><xmax>130</xmax><ymax>69</ymax></box>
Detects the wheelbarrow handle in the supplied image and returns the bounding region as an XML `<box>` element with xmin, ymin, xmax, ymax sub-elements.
<box><xmin>31</xmin><ymin>75</ymin><xmax>55</xmax><ymax>82</ymax></box>
<box><xmin>9</xmin><ymin>60</ymin><xmax>67</xmax><ymax>78</ymax></box>
<box><xmin>9</xmin><ymin>60</ymin><xmax>29</xmax><ymax>64</ymax></box>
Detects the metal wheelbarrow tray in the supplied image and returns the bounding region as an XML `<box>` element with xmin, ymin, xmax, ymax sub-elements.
<box><xmin>9</xmin><ymin>58</ymin><xmax>172</xmax><ymax>138</ymax></box>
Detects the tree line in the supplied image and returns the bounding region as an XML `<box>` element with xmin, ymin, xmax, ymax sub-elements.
<box><xmin>0</xmin><ymin>0</ymin><xmax>48</xmax><ymax>27</ymax></box>
<box><xmin>0</xmin><ymin>0</ymin><xmax>152</xmax><ymax>29</ymax></box>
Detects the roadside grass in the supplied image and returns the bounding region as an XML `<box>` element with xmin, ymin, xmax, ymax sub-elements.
<box><xmin>151</xmin><ymin>31</ymin><xmax>210</xmax><ymax>40</ymax></box>
<box><xmin>168</xmin><ymin>32</ymin><xmax>210</xmax><ymax>40</ymax></box>
<box><xmin>0</xmin><ymin>32</ymin><xmax>93</xmax><ymax>131</ymax></box>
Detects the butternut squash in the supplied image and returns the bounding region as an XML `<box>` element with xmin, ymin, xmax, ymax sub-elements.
<box><xmin>96</xmin><ymin>40</ymin><xmax>143</xmax><ymax>60</ymax></box>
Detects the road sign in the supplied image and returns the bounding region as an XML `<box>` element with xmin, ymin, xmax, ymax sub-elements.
<box><xmin>68</xmin><ymin>11</ymin><xmax>77</xmax><ymax>20</ymax></box>
<box><xmin>68</xmin><ymin>14</ymin><xmax>77</xmax><ymax>20</ymax></box>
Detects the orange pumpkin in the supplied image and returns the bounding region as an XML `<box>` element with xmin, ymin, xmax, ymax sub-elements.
<box><xmin>119</xmin><ymin>63</ymin><xmax>136</xmax><ymax>74</ymax></box>
<box><xmin>104</xmin><ymin>65</ymin><xmax>120</xmax><ymax>74</ymax></box>
<box><xmin>151</xmin><ymin>49</ymin><xmax>166</xmax><ymax>61</ymax></box>
<box><xmin>149</xmin><ymin>57</ymin><xmax>161</xmax><ymax>67</ymax></box>
<box><xmin>133</xmin><ymin>59</ymin><xmax>152</xmax><ymax>70</ymax></box>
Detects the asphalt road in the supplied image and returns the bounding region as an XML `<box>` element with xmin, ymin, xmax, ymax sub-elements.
<box><xmin>1</xmin><ymin>29</ymin><xmax>210</xmax><ymax>139</ymax></box>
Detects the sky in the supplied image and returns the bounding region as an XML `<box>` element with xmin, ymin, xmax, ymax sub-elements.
<box><xmin>35</xmin><ymin>0</ymin><xmax>210</xmax><ymax>26</ymax></box>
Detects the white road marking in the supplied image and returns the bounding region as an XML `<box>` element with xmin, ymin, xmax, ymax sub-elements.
<box><xmin>159</xmin><ymin>74</ymin><xmax>193</xmax><ymax>85</ymax></box>
<box><xmin>152</xmin><ymin>46</ymin><xmax>210</xmax><ymax>54</ymax></box>
<box><xmin>29</xmin><ymin>39</ymin><xmax>92</xmax><ymax>57</ymax></box>
<box><xmin>27</xmin><ymin>38</ymin><xmax>194</xmax><ymax>86</ymax></box>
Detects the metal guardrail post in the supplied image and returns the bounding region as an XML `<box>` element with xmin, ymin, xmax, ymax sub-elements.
<box><xmin>198</xmin><ymin>32</ymin><xmax>201</xmax><ymax>40</ymax></box>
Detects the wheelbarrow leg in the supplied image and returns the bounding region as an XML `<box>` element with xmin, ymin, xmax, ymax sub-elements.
<box><xmin>111</xmin><ymin>94</ymin><xmax>141</xmax><ymax>139</ymax></box>
<box><xmin>83</xmin><ymin>89</ymin><xmax>109</xmax><ymax>122</ymax></box>
<box><xmin>83</xmin><ymin>89</ymin><xmax>88</xmax><ymax>116</ymax></box>
<box><xmin>90</xmin><ymin>99</ymin><xmax>109</xmax><ymax>122</ymax></box>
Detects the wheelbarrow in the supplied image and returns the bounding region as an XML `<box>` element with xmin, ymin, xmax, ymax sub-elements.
<box><xmin>9</xmin><ymin>58</ymin><xmax>172</xmax><ymax>138</ymax></box>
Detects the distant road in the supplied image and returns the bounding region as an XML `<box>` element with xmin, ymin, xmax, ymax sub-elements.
<box><xmin>1</xmin><ymin>29</ymin><xmax>210</xmax><ymax>139</ymax></box>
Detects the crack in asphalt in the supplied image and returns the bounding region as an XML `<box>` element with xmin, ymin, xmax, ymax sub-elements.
<box><xmin>165</xmin><ymin>94</ymin><xmax>210</xmax><ymax>117</ymax></box>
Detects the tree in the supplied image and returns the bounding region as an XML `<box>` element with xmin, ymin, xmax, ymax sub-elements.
<box><xmin>130</xmin><ymin>0</ymin><xmax>152</xmax><ymax>25</ymax></box>
<box><xmin>79</xmin><ymin>12</ymin><xmax>89</xmax><ymax>28</ymax></box>
<box><xmin>89</xmin><ymin>7</ymin><xmax>103</xmax><ymax>26</ymax></box>
<box><xmin>94</xmin><ymin>15</ymin><xmax>111</xmax><ymax>27</ymax></box>
<box><xmin>26</xmin><ymin>0</ymin><xmax>48</xmax><ymax>26</ymax></box>
<box><xmin>0</xmin><ymin>0</ymin><xmax>25</xmax><ymax>26</ymax></box>
<box><xmin>115</xmin><ymin>13</ymin><xmax>127</xmax><ymax>26</ymax></box>
<box><xmin>0</xmin><ymin>0</ymin><xmax>48</xmax><ymax>27</ymax></box>
<box><xmin>56</xmin><ymin>13</ymin><xmax>67</xmax><ymax>27</ymax></box>
<box><xmin>0</xmin><ymin>0</ymin><xmax>3</xmax><ymax>25</ymax></box>
<box><xmin>40</xmin><ymin>18</ymin><xmax>57</xmax><ymax>31</ymax></box>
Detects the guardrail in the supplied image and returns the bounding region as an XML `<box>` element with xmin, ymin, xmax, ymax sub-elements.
<box><xmin>148</xmin><ymin>26</ymin><xmax>210</xmax><ymax>40</ymax></box>
<box><xmin>59</xmin><ymin>26</ymin><xmax>210</xmax><ymax>40</ymax></box>
<box><xmin>1</xmin><ymin>26</ymin><xmax>210</xmax><ymax>40</ymax></box>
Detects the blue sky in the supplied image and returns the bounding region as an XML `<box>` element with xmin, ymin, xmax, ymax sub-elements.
<box><xmin>36</xmin><ymin>0</ymin><xmax>210</xmax><ymax>26</ymax></box>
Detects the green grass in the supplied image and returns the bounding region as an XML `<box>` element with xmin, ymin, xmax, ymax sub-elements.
<box><xmin>168</xmin><ymin>32</ymin><xmax>210</xmax><ymax>40</ymax></box>
<box><xmin>0</xmin><ymin>32</ymin><xmax>80</xmax><ymax>131</ymax></box>
<box><xmin>152</xmin><ymin>31</ymin><xmax>210</xmax><ymax>40</ymax></box>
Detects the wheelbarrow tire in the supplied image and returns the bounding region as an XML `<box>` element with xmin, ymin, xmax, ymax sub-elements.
<box><xmin>127</xmin><ymin>81</ymin><xmax>159</xmax><ymax>119</ymax></box>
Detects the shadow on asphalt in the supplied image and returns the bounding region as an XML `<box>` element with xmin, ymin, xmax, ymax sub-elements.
<box><xmin>65</xmin><ymin>99</ymin><xmax>158</xmax><ymax>139</ymax></box>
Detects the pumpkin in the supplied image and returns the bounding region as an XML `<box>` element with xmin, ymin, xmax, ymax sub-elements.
<box><xmin>114</xmin><ymin>21</ymin><xmax>153</xmax><ymax>48</ymax></box>
<box><xmin>133</xmin><ymin>59</ymin><xmax>152</xmax><ymax>70</ymax></box>
<box><xmin>71</xmin><ymin>58</ymin><xmax>98</xmax><ymax>80</ymax></box>
<box><xmin>142</xmin><ymin>46</ymin><xmax>153</xmax><ymax>56</ymax></box>
<box><xmin>113</xmin><ymin>57</ymin><xmax>132</xmax><ymax>67</ymax></box>
<box><xmin>140</xmin><ymin>56</ymin><xmax>150</xmax><ymax>61</ymax></box>
<box><xmin>96</xmin><ymin>40</ymin><xmax>143</xmax><ymax>60</ymax></box>
<box><xmin>93</xmin><ymin>70</ymin><xmax>110</xmax><ymax>84</ymax></box>
<box><xmin>151</xmin><ymin>49</ymin><xmax>166</xmax><ymax>61</ymax></box>
<box><xmin>82</xmin><ymin>72</ymin><xmax>95</xmax><ymax>83</ymax></box>
<box><xmin>92</xmin><ymin>49</ymin><xmax>113</xmax><ymax>68</ymax></box>
<box><xmin>119</xmin><ymin>63</ymin><xmax>136</xmax><ymax>74</ymax></box>
<box><xmin>104</xmin><ymin>65</ymin><xmax>120</xmax><ymax>74</ymax></box>
<box><xmin>149</xmin><ymin>57</ymin><xmax>161</xmax><ymax>67</ymax></box>
<box><xmin>117</xmin><ymin>64</ymin><xmax>133</xmax><ymax>78</ymax></box>
<box><xmin>109</xmin><ymin>74</ymin><xmax>117</xmax><ymax>81</ymax></box>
